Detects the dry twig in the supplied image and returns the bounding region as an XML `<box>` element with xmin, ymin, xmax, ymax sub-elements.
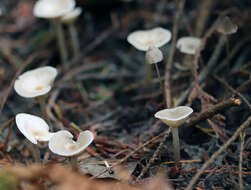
<box><xmin>184</xmin><ymin>97</ymin><xmax>241</xmax><ymax>128</ymax></box>
<box><xmin>214</xmin><ymin>75</ymin><xmax>251</xmax><ymax>110</ymax></box>
<box><xmin>239</xmin><ymin>131</ymin><xmax>245</xmax><ymax>190</ymax></box>
<box><xmin>164</xmin><ymin>0</ymin><xmax>185</xmax><ymax>108</ymax></box>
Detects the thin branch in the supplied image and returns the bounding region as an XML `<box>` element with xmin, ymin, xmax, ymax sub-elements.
<box><xmin>184</xmin><ymin>98</ymin><xmax>242</xmax><ymax>128</ymax></box>
<box><xmin>239</xmin><ymin>131</ymin><xmax>245</xmax><ymax>190</ymax></box>
<box><xmin>185</xmin><ymin>115</ymin><xmax>251</xmax><ymax>190</ymax></box>
<box><xmin>164</xmin><ymin>0</ymin><xmax>185</xmax><ymax>108</ymax></box>
<box><xmin>214</xmin><ymin>75</ymin><xmax>251</xmax><ymax>110</ymax></box>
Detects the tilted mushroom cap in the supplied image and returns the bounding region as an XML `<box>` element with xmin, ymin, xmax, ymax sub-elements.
<box><xmin>48</xmin><ymin>130</ymin><xmax>94</xmax><ymax>157</ymax></box>
<box><xmin>15</xmin><ymin>113</ymin><xmax>54</xmax><ymax>144</ymax></box>
<box><xmin>176</xmin><ymin>37</ymin><xmax>201</xmax><ymax>55</ymax></box>
<box><xmin>216</xmin><ymin>16</ymin><xmax>238</xmax><ymax>35</ymax></box>
<box><xmin>127</xmin><ymin>27</ymin><xmax>172</xmax><ymax>51</ymax></box>
<box><xmin>145</xmin><ymin>46</ymin><xmax>163</xmax><ymax>64</ymax></box>
<box><xmin>154</xmin><ymin>106</ymin><xmax>193</xmax><ymax>128</ymax></box>
<box><xmin>61</xmin><ymin>7</ymin><xmax>82</xmax><ymax>23</ymax></box>
<box><xmin>14</xmin><ymin>66</ymin><xmax>57</xmax><ymax>98</ymax></box>
<box><xmin>33</xmin><ymin>0</ymin><xmax>75</xmax><ymax>19</ymax></box>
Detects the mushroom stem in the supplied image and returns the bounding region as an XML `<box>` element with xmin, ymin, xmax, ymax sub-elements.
<box><xmin>145</xmin><ymin>62</ymin><xmax>153</xmax><ymax>85</ymax></box>
<box><xmin>68</xmin><ymin>22</ymin><xmax>79</xmax><ymax>59</ymax></box>
<box><xmin>224</xmin><ymin>35</ymin><xmax>230</xmax><ymax>57</ymax></box>
<box><xmin>37</xmin><ymin>96</ymin><xmax>50</xmax><ymax>126</ymax></box>
<box><xmin>171</xmin><ymin>127</ymin><xmax>180</xmax><ymax>162</ymax></box>
<box><xmin>154</xmin><ymin>63</ymin><xmax>163</xmax><ymax>91</ymax></box>
<box><xmin>26</xmin><ymin>140</ymin><xmax>41</xmax><ymax>162</ymax></box>
<box><xmin>54</xmin><ymin>19</ymin><xmax>68</xmax><ymax>70</ymax></box>
<box><xmin>69</xmin><ymin>156</ymin><xmax>78</xmax><ymax>169</ymax></box>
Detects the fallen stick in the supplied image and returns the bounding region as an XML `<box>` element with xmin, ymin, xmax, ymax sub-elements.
<box><xmin>184</xmin><ymin>97</ymin><xmax>241</xmax><ymax>128</ymax></box>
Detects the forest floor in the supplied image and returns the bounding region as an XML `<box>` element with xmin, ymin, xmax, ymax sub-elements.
<box><xmin>0</xmin><ymin>0</ymin><xmax>250</xmax><ymax>190</ymax></box>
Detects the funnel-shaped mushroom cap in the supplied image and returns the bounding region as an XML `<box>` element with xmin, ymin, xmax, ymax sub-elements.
<box><xmin>61</xmin><ymin>7</ymin><xmax>82</xmax><ymax>23</ymax></box>
<box><xmin>15</xmin><ymin>113</ymin><xmax>54</xmax><ymax>144</ymax></box>
<box><xmin>14</xmin><ymin>66</ymin><xmax>57</xmax><ymax>98</ymax></box>
<box><xmin>145</xmin><ymin>46</ymin><xmax>163</xmax><ymax>64</ymax></box>
<box><xmin>48</xmin><ymin>130</ymin><xmax>94</xmax><ymax>157</ymax></box>
<box><xmin>154</xmin><ymin>106</ymin><xmax>193</xmax><ymax>128</ymax></box>
<box><xmin>176</xmin><ymin>37</ymin><xmax>201</xmax><ymax>55</ymax></box>
<box><xmin>216</xmin><ymin>16</ymin><xmax>238</xmax><ymax>35</ymax></box>
<box><xmin>127</xmin><ymin>27</ymin><xmax>172</xmax><ymax>51</ymax></box>
<box><xmin>33</xmin><ymin>0</ymin><xmax>75</xmax><ymax>19</ymax></box>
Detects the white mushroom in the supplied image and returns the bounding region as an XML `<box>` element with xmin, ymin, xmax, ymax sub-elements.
<box><xmin>216</xmin><ymin>16</ymin><xmax>238</xmax><ymax>35</ymax></box>
<box><xmin>61</xmin><ymin>7</ymin><xmax>82</xmax><ymax>23</ymax></box>
<box><xmin>176</xmin><ymin>37</ymin><xmax>202</xmax><ymax>55</ymax></box>
<box><xmin>14</xmin><ymin>66</ymin><xmax>57</xmax><ymax>98</ymax></box>
<box><xmin>61</xmin><ymin>7</ymin><xmax>82</xmax><ymax>58</ymax></box>
<box><xmin>145</xmin><ymin>46</ymin><xmax>163</xmax><ymax>64</ymax></box>
<box><xmin>33</xmin><ymin>0</ymin><xmax>76</xmax><ymax>69</ymax></box>
<box><xmin>15</xmin><ymin>113</ymin><xmax>54</xmax><ymax>144</ymax></box>
<box><xmin>33</xmin><ymin>0</ymin><xmax>75</xmax><ymax>19</ymax></box>
<box><xmin>154</xmin><ymin>106</ymin><xmax>193</xmax><ymax>128</ymax></box>
<box><xmin>48</xmin><ymin>130</ymin><xmax>94</xmax><ymax>157</ymax></box>
<box><xmin>127</xmin><ymin>27</ymin><xmax>171</xmax><ymax>84</ymax></box>
<box><xmin>127</xmin><ymin>27</ymin><xmax>172</xmax><ymax>51</ymax></box>
<box><xmin>155</xmin><ymin>106</ymin><xmax>193</xmax><ymax>162</ymax></box>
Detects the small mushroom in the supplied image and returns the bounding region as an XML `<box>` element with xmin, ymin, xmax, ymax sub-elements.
<box><xmin>14</xmin><ymin>66</ymin><xmax>57</xmax><ymax>98</ymax></box>
<box><xmin>145</xmin><ymin>46</ymin><xmax>163</xmax><ymax>64</ymax></box>
<box><xmin>176</xmin><ymin>37</ymin><xmax>202</xmax><ymax>55</ymax></box>
<box><xmin>61</xmin><ymin>7</ymin><xmax>82</xmax><ymax>59</ymax></box>
<box><xmin>216</xmin><ymin>16</ymin><xmax>238</xmax><ymax>57</ymax></box>
<box><xmin>33</xmin><ymin>0</ymin><xmax>76</xmax><ymax>69</ymax></box>
<box><xmin>127</xmin><ymin>27</ymin><xmax>172</xmax><ymax>51</ymax></box>
<box><xmin>145</xmin><ymin>46</ymin><xmax>163</xmax><ymax>89</ymax></box>
<box><xmin>14</xmin><ymin>66</ymin><xmax>57</xmax><ymax>124</ymax></box>
<box><xmin>48</xmin><ymin>130</ymin><xmax>94</xmax><ymax>167</ymax></box>
<box><xmin>155</xmin><ymin>106</ymin><xmax>193</xmax><ymax>162</ymax></box>
<box><xmin>15</xmin><ymin>113</ymin><xmax>54</xmax><ymax>161</ymax></box>
<box><xmin>127</xmin><ymin>27</ymin><xmax>171</xmax><ymax>84</ymax></box>
<box><xmin>216</xmin><ymin>16</ymin><xmax>238</xmax><ymax>35</ymax></box>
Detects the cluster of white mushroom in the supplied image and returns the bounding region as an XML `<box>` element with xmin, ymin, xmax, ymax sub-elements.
<box><xmin>14</xmin><ymin>66</ymin><xmax>94</xmax><ymax>164</ymax></box>
<box><xmin>126</xmin><ymin>27</ymin><xmax>200</xmax><ymax>162</ymax></box>
<box><xmin>33</xmin><ymin>0</ymin><xmax>82</xmax><ymax>69</ymax></box>
<box><xmin>126</xmin><ymin>16</ymin><xmax>238</xmax><ymax>162</ymax></box>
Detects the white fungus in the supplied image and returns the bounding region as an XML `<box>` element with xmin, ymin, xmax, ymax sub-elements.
<box><xmin>216</xmin><ymin>16</ymin><xmax>238</xmax><ymax>35</ymax></box>
<box><xmin>145</xmin><ymin>46</ymin><xmax>164</xmax><ymax>64</ymax></box>
<box><xmin>48</xmin><ymin>130</ymin><xmax>94</xmax><ymax>157</ymax></box>
<box><xmin>127</xmin><ymin>27</ymin><xmax>172</xmax><ymax>51</ymax></box>
<box><xmin>154</xmin><ymin>106</ymin><xmax>193</xmax><ymax>128</ymax></box>
<box><xmin>15</xmin><ymin>113</ymin><xmax>54</xmax><ymax>144</ymax></box>
<box><xmin>61</xmin><ymin>7</ymin><xmax>82</xmax><ymax>23</ymax></box>
<box><xmin>33</xmin><ymin>0</ymin><xmax>76</xmax><ymax>19</ymax></box>
<box><xmin>14</xmin><ymin>66</ymin><xmax>57</xmax><ymax>98</ymax></box>
<box><xmin>176</xmin><ymin>37</ymin><xmax>202</xmax><ymax>55</ymax></box>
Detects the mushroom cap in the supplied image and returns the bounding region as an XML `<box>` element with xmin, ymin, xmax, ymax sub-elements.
<box><xmin>216</xmin><ymin>16</ymin><xmax>238</xmax><ymax>35</ymax></box>
<box><xmin>176</xmin><ymin>37</ymin><xmax>201</xmax><ymax>55</ymax></box>
<box><xmin>48</xmin><ymin>130</ymin><xmax>94</xmax><ymax>157</ymax></box>
<box><xmin>154</xmin><ymin>106</ymin><xmax>193</xmax><ymax>128</ymax></box>
<box><xmin>145</xmin><ymin>46</ymin><xmax>163</xmax><ymax>64</ymax></box>
<box><xmin>127</xmin><ymin>27</ymin><xmax>172</xmax><ymax>51</ymax></box>
<box><xmin>14</xmin><ymin>66</ymin><xmax>57</xmax><ymax>98</ymax></box>
<box><xmin>33</xmin><ymin>0</ymin><xmax>76</xmax><ymax>19</ymax></box>
<box><xmin>15</xmin><ymin>113</ymin><xmax>54</xmax><ymax>144</ymax></box>
<box><xmin>61</xmin><ymin>7</ymin><xmax>82</xmax><ymax>23</ymax></box>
